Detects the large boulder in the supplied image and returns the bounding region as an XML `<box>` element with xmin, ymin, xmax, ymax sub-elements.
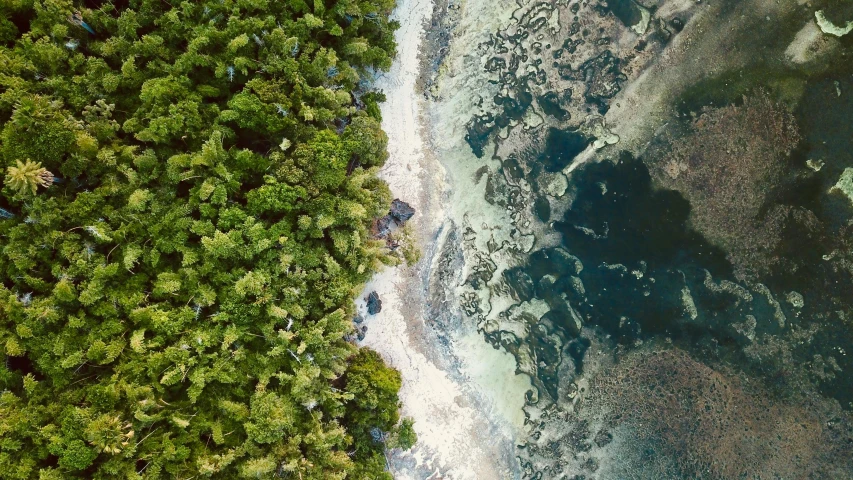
<box><xmin>371</xmin><ymin>199</ymin><xmax>415</xmax><ymax>239</ymax></box>
<box><xmin>389</xmin><ymin>199</ymin><xmax>415</xmax><ymax>223</ymax></box>
<box><xmin>366</xmin><ymin>291</ymin><xmax>382</xmax><ymax>315</ymax></box>
<box><xmin>528</xmin><ymin>246</ymin><xmax>583</xmax><ymax>280</ymax></box>
<box><xmin>546</xmin><ymin>247</ymin><xmax>583</xmax><ymax>276</ymax></box>
<box><xmin>541</xmin><ymin>301</ymin><xmax>583</xmax><ymax>339</ymax></box>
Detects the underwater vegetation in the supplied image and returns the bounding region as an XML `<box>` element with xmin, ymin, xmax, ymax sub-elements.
<box><xmin>520</xmin><ymin>344</ymin><xmax>853</xmax><ymax>479</ymax></box>
<box><xmin>648</xmin><ymin>92</ymin><xmax>802</xmax><ymax>281</ymax></box>
<box><xmin>511</xmin><ymin>139</ymin><xmax>853</xmax><ymax>478</ymax></box>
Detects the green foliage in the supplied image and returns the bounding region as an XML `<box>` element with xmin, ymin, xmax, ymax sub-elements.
<box><xmin>361</xmin><ymin>92</ymin><xmax>386</xmax><ymax>121</ymax></box>
<box><xmin>4</xmin><ymin>159</ymin><xmax>54</xmax><ymax>196</ymax></box>
<box><xmin>57</xmin><ymin>439</ymin><xmax>98</xmax><ymax>471</ymax></box>
<box><xmin>0</xmin><ymin>0</ymin><xmax>414</xmax><ymax>477</ymax></box>
<box><xmin>386</xmin><ymin>417</ymin><xmax>417</xmax><ymax>450</ymax></box>
<box><xmin>344</xmin><ymin>349</ymin><xmax>400</xmax><ymax>451</ymax></box>
<box><xmin>387</xmin><ymin>223</ymin><xmax>421</xmax><ymax>266</ymax></box>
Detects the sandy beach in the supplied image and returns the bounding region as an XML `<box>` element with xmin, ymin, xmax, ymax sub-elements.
<box><xmin>354</xmin><ymin>0</ymin><xmax>527</xmax><ymax>477</ymax></box>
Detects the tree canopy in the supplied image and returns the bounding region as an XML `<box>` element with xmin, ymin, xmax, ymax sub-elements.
<box><xmin>0</xmin><ymin>0</ymin><xmax>412</xmax><ymax>478</ymax></box>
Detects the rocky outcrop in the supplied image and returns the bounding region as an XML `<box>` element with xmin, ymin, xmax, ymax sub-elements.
<box><xmin>372</xmin><ymin>198</ymin><xmax>416</xmax><ymax>239</ymax></box>
<box><xmin>372</xmin><ymin>215</ymin><xmax>395</xmax><ymax>238</ymax></box>
<box><xmin>503</xmin><ymin>267</ymin><xmax>535</xmax><ymax>302</ymax></box>
<box><xmin>356</xmin><ymin>324</ymin><xmax>368</xmax><ymax>341</ymax></box>
<box><xmin>366</xmin><ymin>291</ymin><xmax>382</xmax><ymax>315</ymax></box>
<box><xmin>390</xmin><ymin>199</ymin><xmax>416</xmax><ymax>222</ymax></box>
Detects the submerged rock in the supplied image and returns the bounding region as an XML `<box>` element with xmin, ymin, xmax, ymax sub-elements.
<box><xmin>366</xmin><ymin>291</ymin><xmax>382</xmax><ymax>315</ymax></box>
<box><xmin>594</xmin><ymin>429</ymin><xmax>613</xmax><ymax>448</ymax></box>
<box><xmin>504</xmin><ymin>267</ymin><xmax>536</xmax><ymax>302</ymax></box>
<box><xmin>806</xmin><ymin>158</ymin><xmax>825</xmax><ymax>172</ymax></box>
<box><xmin>540</xmin><ymin>302</ymin><xmax>583</xmax><ymax>339</ymax></box>
<box><xmin>786</xmin><ymin>291</ymin><xmax>805</xmax><ymax>309</ymax></box>
<box><xmin>528</xmin><ymin>247</ymin><xmax>583</xmax><ymax>281</ymax></box>
<box><xmin>547</xmin><ymin>247</ymin><xmax>583</xmax><ymax>276</ymax></box>
<box><xmin>731</xmin><ymin>315</ymin><xmax>757</xmax><ymax>344</ymax></box>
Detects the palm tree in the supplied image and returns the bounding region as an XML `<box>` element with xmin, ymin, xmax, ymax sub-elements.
<box><xmin>5</xmin><ymin>159</ymin><xmax>54</xmax><ymax>195</ymax></box>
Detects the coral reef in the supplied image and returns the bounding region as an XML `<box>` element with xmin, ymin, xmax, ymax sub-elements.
<box><xmin>420</xmin><ymin>0</ymin><xmax>853</xmax><ymax>476</ymax></box>
<box><xmin>518</xmin><ymin>342</ymin><xmax>853</xmax><ymax>479</ymax></box>
<box><xmin>649</xmin><ymin>92</ymin><xmax>801</xmax><ymax>280</ymax></box>
<box><xmin>461</xmin><ymin>0</ymin><xmax>698</xmax><ymax>159</ymax></box>
<box><xmin>590</xmin><ymin>347</ymin><xmax>853</xmax><ymax>478</ymax></box>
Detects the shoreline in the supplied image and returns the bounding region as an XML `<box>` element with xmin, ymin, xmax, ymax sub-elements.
<box><xmin>355</xmin><ymin>0</ymin><xmax>853</xmax><ymax>477</ymax></box>
<box><xmin>355</xmin><ymin>0</ymin><xmax>524</xmax><ymax>477</ymax></box>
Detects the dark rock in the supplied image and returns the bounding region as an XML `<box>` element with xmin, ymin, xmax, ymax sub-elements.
<box><xmin>466</xmin><ymin>252</ymin><xmax>497</xmax><ymax>289</ymax></box>
<box><xmin>530</xmin><ymin>322</ymin><xmax>563</xmax><ymax>400</ymax></box>
<box><xmin>372</xmin><ymin>199</ymin><xmax>415</xmax><ymax>239</ymax></box>
<box><xmin>356</xmin><ymin>325</ymin><xmax>368</xmax><ymax>341</ymax></box>
<box><xmin>581</xmin><ymin>457</ymin><xmax>599</xmax><ymax>473</ymax></box>
<box><xmin>537</xmin><ymin>274</ymin><xmax>557</xmax><ymax>301</ymax></box>
<box><xmin>541</xmin><ymin>301</ymin><xmax>583</xmax><ymax>338</ymax></box>
<box><xmin>353</xmin><ymin>313</ymin><xmax>364</xmax><ymax>324</ymax></box>
<box><xmin>605</xmin><ymin>0</ymin><xmax>644</xmax><ymax>29</ymax></box>
<box><xmin>593</xmin><ymin>429</ymin><xmax>613</xmax><ymax>448</ymax></box>
<box><xmin>579</xmin><ymin>50</ymin><xmax>626</xmax><ymax>102</ymax></box>
<box><xmin>538</xmin><ymin>91</ymin><xmax>570</xmax><ymax>120</ymax></box>
<box><xmin>373</xmin><ymin>215</ymin><xmax>394</xmax><ymax>238</ymax></box>
<box><xmin>465</xmin><ymin>113</ymin><xmax>496</xmax><ymax>157</ymax></box>
<box><xmin>366</xmin><ymin>291</ymin><xmax>382</xmax><ymax>315</ymax></box>
<box><xmin>533</xmin><ymin>196</ymin><xmax>551</xmax><ymax>222</ymax></box>
<box><xmin>504</xmin><ymin>267</ymin><xmax>535</xmax><ymax>301</ymax></box>
<box><xmin>547</xmin><ymin>247</ymin><xmax>583</xmax><ymax>276</ymax></box>
<box><xmin>390</xmin><ymin>199</ymin><xmax>415</xmax><ymax>223</ymax></box>
<box><xmin>501</xmin><ymin>156</ymin><xmax>525</xmax><ymax>180</ymax></box>
<box><xmin>485</xmin><ymin>170</ymin><xmax>520</xmax><ymax>208</ymax></box>
<box><xmin>567</xmin><ymin>337</ymin><xmax>592</xmax><ymax>374</ymax></box>
<box><xmin>554</xmin><ymin>275</ymin><xmax>586</xmax><ymax>304</ymax></box>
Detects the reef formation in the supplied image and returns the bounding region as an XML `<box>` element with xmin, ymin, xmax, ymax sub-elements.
<box><xmin>424</xmin><ymin>0</ymin><xmax>853</xmax><ymax>477</ymax></box>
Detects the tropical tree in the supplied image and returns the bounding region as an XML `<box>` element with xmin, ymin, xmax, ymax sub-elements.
<box><xmin>4</xmin><ymin>159</ymin><xmax>54</xmax><ymax>195</ymax></box>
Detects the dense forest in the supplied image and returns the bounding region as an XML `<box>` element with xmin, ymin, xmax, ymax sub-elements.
<box><xmin>0</xmin><ymin>0</ymin><xmax>415</xmax><ymax>478</ymax></box>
